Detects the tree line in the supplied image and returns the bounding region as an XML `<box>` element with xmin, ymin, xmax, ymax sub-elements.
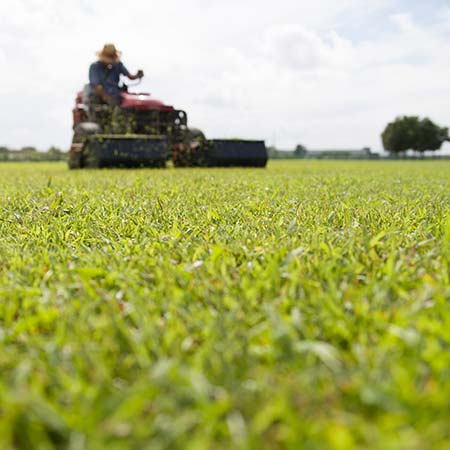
<box><xmin>0</xmin><ymin>146</ymin><xmax>67</xmax><ymax>162</ymax></box>
<box><xmin>1</xmin><ymin>116</ymin><xmax>448</xmax><ymax>162</ymax></box>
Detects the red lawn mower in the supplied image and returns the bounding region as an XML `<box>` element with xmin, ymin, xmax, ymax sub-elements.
<box><xmin>68</xmin><ymin>81</ymin><xmax>267</xmax><ymax>169</ymax></box>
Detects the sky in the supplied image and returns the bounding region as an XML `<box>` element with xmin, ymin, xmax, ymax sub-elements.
<box><xmin>1</xmin><ymin>0</ymin><xmax>450</xmax><ymax>152</ymax></box>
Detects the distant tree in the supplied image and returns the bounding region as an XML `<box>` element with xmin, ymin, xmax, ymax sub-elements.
<box><xmin>0</xmin><ymin>146</ymin><xmax>9</xmax><ymax>161</ymax></box>
<box><xmin>382</xmin><ymin>116</ymin><xmax>419</xmax><ymax>154</ymax></box>
<box><xmin>14</xmin><ymin>147</ymin><xmax>37</xmax><ymax>161</ymax></box>
<box><xmin>48</xmin><ymin>146</ymin><xmax>62</xmax><ymax>154</ymax></box>
<box><xmin>267</xmin><ymin>146</ymin><xmax>297</xmax><ymax>159</ymax></box>
<box><xmin>382</xmin><ymin>116</ymin><xmax>449</xmax><ymax>155</ymax></box>
<box><xmin>0</xmin><ymin>145</ymin><xmax>67</xmax><ymax>162</ymax></box>
<box><xmin>47</xmin><ymin>146</ymin><xmax>66</xmax><ymax>160</ymax></box>
<box><xmin>413</xmin><ymin>118</ymin><xmax>449</xmax><ymax>154</ymax></box>
<box><xmin>19</xmin><ymin>146</ymin><xmax>37</xmax><ymax>153</ymax></box>
<box><xmin>294</xmin><ymin>144</ymin><xmax>307</xmax><ymax>158</ymax></box>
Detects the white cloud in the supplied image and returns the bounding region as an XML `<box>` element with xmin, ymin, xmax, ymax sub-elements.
<box><xmin>0</xmin><ymin>0</ymin><xmax>449</xmax><ymax>152</ymax></box>
<box><xmin>390</xmin><ymin>13</ymin><xmax>416</xmax><ymax>33</ymax></box>
<box><xmin>262</xmin><ymin>25</ymin><xmax>354</xmax><ymax>71</ymax></box>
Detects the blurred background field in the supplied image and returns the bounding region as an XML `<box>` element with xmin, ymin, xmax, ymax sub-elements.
<box><xmin>0</xmin><ymin>161</ymin><xmax>450</xmax><ymax>450</ymax></box>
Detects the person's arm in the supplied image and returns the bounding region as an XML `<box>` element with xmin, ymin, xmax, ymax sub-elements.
<box><xmin>120</xmin><ymin>62</ymin><xmax>144</xmax><ymax>80</ymax></box>
<box><xmin>89</xmin><ymin>63</ymin><xmax>102</xmax><ymax>86</ymax></box>
<box><xmin>128</xmin><ymin>70</ymin><xmax>144</xmax><ymax>80</ymax></box>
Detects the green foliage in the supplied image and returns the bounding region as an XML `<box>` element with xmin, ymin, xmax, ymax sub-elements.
<box><xmin>294</xmin><ymin>144</ymin><xmax>307</xmax><ymax>157</ymax></box>
<box><xmin>1</xmin><ymin>161</ymin><xmax>450</xmax><ymax>449</ymax></box>
<box><xmin>382</xmin><ymin>116</ymin><xmax>449</xmax><ymax>153</ymax></box>
<box><xmin>414</xmin><ymin>118</ymin><xmax>449</xmax><ymax>153</ymax></box>
<box><xmin>267</xmin><ymin>147</ymin><xmax>297</xmax><ymax>159</ymax></box>
<box><xmin>267</xmin><ymin>144</ymin><xmax>307</xmax><ymax>159</ymax></box>
<box><xmin>0</xmin><ymin>147</ymin><xmax>66</xmax><ymax>162</ymax></box>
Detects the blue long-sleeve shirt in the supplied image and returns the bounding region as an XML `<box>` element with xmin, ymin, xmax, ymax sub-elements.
<box><xmin>89</xmin><ymin>61</ymin><xmax>130</xmax><ymax>97</ymax></box>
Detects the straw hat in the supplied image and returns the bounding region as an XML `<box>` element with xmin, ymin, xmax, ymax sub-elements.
<box><xmin>97</xmin><ymin>43</ymin><xmax>122</xmax><ymax>64</ymax></box>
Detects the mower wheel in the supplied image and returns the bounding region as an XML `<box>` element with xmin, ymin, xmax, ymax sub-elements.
<box><xmin>173</xmin><ymin>128</ymin><xmax>207</xmax><ymax>167</ymax></box>
<box><xmin>68</xmin><ymin>134</ymin><xmax>84</xmax><ymax>169</ymax></box>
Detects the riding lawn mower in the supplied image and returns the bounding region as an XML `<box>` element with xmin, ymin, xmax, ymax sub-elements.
<box><xmin>68</xmin><ymin>81</ymin><xmax>268</xmax><ymax>169</ymax></box>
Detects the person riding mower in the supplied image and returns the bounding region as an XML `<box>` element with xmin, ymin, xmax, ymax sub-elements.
<box><xmin>89</xmin><ymin>43</ymin><xmax>144</xmax><ymax>106</ymax></box>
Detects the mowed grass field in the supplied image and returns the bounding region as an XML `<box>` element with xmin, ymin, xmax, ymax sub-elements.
<box><xmin>1</xmin><ymin>160</ymin><xmax>450</xmax><ymax>450</ymax></box>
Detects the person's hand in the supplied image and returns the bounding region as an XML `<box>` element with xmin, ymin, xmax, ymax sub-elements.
<box><xmin>93</xmin><ymin>84</ymin><xmax>110</xmax><ymax>102</ymax></box>
<box><xmin>137</xmin><ymin>70</ymin><xmax>144</xmax><ymax>78</ymax></box>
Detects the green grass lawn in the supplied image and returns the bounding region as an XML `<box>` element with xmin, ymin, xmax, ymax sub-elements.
<box><xmin>1</xmin><ymin>160</ymin><xmax>450</xmax><ymax>450</ymax></box>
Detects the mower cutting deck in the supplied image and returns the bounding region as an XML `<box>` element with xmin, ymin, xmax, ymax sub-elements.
<box><xmin>173</xmin><ymin>139</ymin><xmax>268</xmax><ymax>168</ymax></box>
<box><xmin>69</xmin><ymin>86</ymin><xmax>268</xmax><ymax>169</ymax></box>
<box><xmin>69</xmin><ymin>135</ymin><xmax>167</xmax><ymax>169</ymax></box>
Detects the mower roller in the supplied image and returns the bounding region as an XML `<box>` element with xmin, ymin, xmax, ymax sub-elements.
<box><xmin>68</xmin><ymin>83</ymin><xmax>268</xmax><ymax>169</ymax></box>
